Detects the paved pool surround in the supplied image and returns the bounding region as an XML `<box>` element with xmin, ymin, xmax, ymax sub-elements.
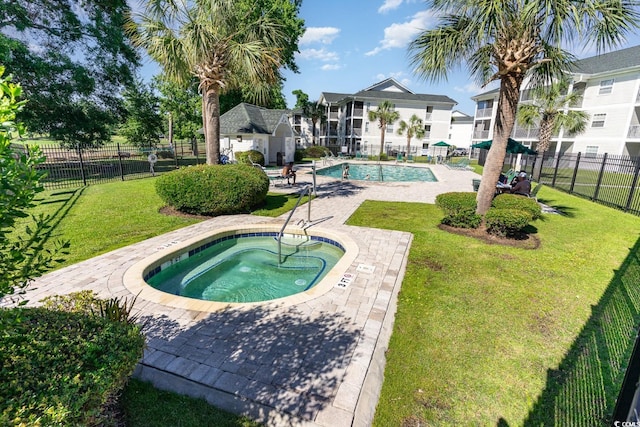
<box><xmin>20</xmin><ymin>163</ymin><xmax>480</xmax><ymax>426</ymax></box>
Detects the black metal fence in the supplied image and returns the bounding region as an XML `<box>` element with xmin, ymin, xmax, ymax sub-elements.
<box><xmin>486</xmin><ymin>150</ymin><xmax>640</xmax><ymax>216</ymax></box>
<box><xmin>13</xmin><ymin>140</ymin><xmax>209</xmax><ymax>190</ymax></box>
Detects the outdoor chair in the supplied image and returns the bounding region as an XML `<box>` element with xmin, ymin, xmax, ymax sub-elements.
<box><xmin>529</xmin><ymin>183</ymin><xmax>543</xmax><ymax>202</ymax></box>
<box><xmin>445</xmin><ymin>157</ymin><xmax>470</xmax><ymax>170</ymax></box>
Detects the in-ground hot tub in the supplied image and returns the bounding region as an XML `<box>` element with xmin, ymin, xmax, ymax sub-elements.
<box><xmin>123</xmin><ymin>225</ymin><xmax>358</xmax><ymax>312</ymax></box>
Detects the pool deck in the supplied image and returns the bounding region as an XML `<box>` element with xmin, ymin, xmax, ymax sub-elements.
<box><xmin>20</xmin><ymin>162</ymin><xmax>479</xmax><ymax>427</ymax></box>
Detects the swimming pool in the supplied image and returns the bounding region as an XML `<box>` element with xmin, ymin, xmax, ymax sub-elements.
<box><xmin>123</xmin><ymin>225</ymin><xmax>358</xmax><ymax>311</ymax></box>
<box><xmin>316</xmin><ymin>163</ymin><xmax>437</xmax><ymax>182</ymax></box>
<box><xmin>145</xmin><ymin>233</ymin><xmax>344</xmax><ymax>303</ymax></box>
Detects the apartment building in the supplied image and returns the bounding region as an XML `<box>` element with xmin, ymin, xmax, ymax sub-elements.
<box><xmin>297</xmin><ymin>78</ymin><xmax>459</xmax><ymax>156</ymax></box>
<box><xmin>470</xmin><ymin>45</ymin><xmax>640</xmax><ymax>157</ymax></box>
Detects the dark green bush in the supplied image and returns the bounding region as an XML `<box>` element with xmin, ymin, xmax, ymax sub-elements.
<box><xmin>155</xmin><ymin>164</ymin><xmax>269</xmax><ymax>216</ymax></box>
<box><xmin>156</xmin><ymin>149</ymin><xmax>174</xmax><ymax>159</ymax></box>
<box><xmin>304</xmin><ymin>146</ymin><xmax>328</xmax><ymax>158</ymax></box>
<box><xmin>368</xmin><ymin>153</ymin><xmax>389</xmax><ymax>161</ymax></box>
<box><xmin>435</xmin><ymin>192</ymin><xmax>482</xmax><ymax>228</ymax></box>
<box><xmin>0</xmin><ymin>307</ymin><xmax>144</xmax><ymax>426</ymax></box>
<box><xmin>294</xmin><ymin>149</ymin><xmax>305</xmax><ymax>162</ymax></box>
<box><xmin>484</xmin><ymin>208</ymin><xmax>532</xmax><ymax>237</ymax></box>
<box><xmin>234</xmin><ymin>150</ymin><xmax>264</xmax><ymax>166</ymax></box>
<box><xmin>492</xmin><ymin>194</ymin><xmax>542</xmax><ymax>220</ymax></box>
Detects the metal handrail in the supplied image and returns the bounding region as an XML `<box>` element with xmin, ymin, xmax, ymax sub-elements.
<box><xmin>278</xmin><ymin>185</ymin><xmax>312</xmax><ymax>264</ymax></box>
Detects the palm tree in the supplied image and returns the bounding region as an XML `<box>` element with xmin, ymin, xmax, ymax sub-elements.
<box><xmin>303</xmin><ymin>101</ymin><xmax>326</xmax><ymax>146</ymax></box>
<box><xmin>517</xmin><ymin>78</ymin><xmax>589</xmax><ymax>154</ymax></box>
<box><xmin>409</xmin><ymin>0</ymin><xmax>638</xmax><ymax>215</ymax></box>
<box><xmin>368</xmin><ymin>100</ymin><xmax>400</xmax><ymax>156</ymax></box>
<box><xmin>128</xmin><ymin>0</ymin><xmax>288</xmax><ymax>164</ymax></box>
<box><xmin>397</xmin><ymin>114</ymin><xmax>426</xmax><ymax>159</ymax></box>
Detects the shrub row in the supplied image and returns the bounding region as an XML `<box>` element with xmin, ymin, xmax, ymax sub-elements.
<box><xmin>234</xmin><ymin>149</ymin><xmax>264</xmax><ymax>166</ymax></box>
<box><xmin>0</xmin><ymin>294</ymin><xmax>144</xmax><ymax>426</ymax></box>
<box><xmin>435</xmin><ymin>192</ymin><xmax>542</xmax><ymax>236</ymax></box>
<box><xmin>155</xmin><ymin>164</ymin><xmax>269</xmax><ymax>216</ymax></box>
<box><xmin>435</xmin><ymin>192</ymin><xmax>482</xmax><ymax>229</ymax></box>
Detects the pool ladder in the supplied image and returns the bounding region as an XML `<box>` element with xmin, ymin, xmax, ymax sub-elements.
<box><xmin>278</xmin><ymin>185</ymin><xmax>312</xmax><ymax>264</ymax></box>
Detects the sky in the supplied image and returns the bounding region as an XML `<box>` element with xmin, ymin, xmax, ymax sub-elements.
<box><xmin>138</xmin><ymin>0</ymin><xmax>640</xmax><ymax>116</ymax></box>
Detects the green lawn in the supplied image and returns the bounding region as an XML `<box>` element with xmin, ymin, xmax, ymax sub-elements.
<box><xmin>346</xmin><ymin>187</ymin><xmax>640</xmax><ymax>426</ymax></box>
<box><xmin>16</xmin><ymin>177</ymin><xmax>640</xmax><ymax>426</ymax></box>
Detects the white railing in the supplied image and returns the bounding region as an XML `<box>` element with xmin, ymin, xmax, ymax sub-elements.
<box><xmin>628</xmin><ymin>125</ymin><xmax>640</xmax><ymax>138</ymax></box>
<box><xmin>476</xmin><ymin>108</ymin><xmax>493</xmax><ymax>118</ymax></box>
<box><xmin>473</xmin><ymin>130</ymin><xmax>490</xmax><ymax>139</ymax></box>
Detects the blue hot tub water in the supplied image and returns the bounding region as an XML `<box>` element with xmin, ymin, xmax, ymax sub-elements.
<box><xmin>316</xmin><ymin>163</ymin><xmax>437</xmax><ymax>182</ymax></box>
<box><xmin>146</xmin><ymin>234</ymin><xmax>344</xmax><ymax>303</ymax></box>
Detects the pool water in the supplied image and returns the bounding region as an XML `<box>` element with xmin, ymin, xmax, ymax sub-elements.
<box><xmin>316</xmin><ymin>163</ymin><xmax>437</xmax><ymax>182</ymax></box>
<box><xmin>146</xmin><ymin>235</ymin><xmax>344</xmax><ymax>303</ymax></box>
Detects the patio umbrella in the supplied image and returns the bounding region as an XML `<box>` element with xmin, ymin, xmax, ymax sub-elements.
<box><xmin>432</xmin><ymin>141</ymin><xmax>451</xmax><ymax>158</ymax></box>
<box><xmin>471</xmin><ymin>138</ymin><xmax>537</xmax><ymax>155</ymax></box>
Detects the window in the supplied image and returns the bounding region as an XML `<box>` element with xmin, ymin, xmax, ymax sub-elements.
<box><xmin>599</xmin><ymin>79</ymin><xmax>614</xmax><ymax>95</ymax></box>
<box><xmin>366</xmin><ymin>102</ymin><xmax>370</xmax><ymax>111</ymax></box>
<box><xmin>386</xmin><ymin>124</ymin><xmax>394</xmax><ymax>133</ymax></box>
<box><xmin>585</xmin><ymin>146</ymin><xmax>598</xmax><ymax>158</ymax></box>
<box><xmin>422</xmin><ymin>143</ymin><xmax>429</xmax><ymax>149</ymax></box>
<box><xmin>365</xmin><ymin>122</ymin><xmax>369</xmax><ymax>132</ymax></box>
<box><xmin>424</xmin><ymin>124</ymin><xmax>431</xmax><ymax>132</ymax></box>
<box><xmin>591</xmin><ymin>113</ymin><xmax>606</xmax><ymax>128</ymax></box>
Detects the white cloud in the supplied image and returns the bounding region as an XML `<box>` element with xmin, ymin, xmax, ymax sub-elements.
<box><xmin>365</xmin><ymin>10</ymin><xmax>436</xmax><ymax>56</ymax></box>
<box><xmin>454</xmin><ymin>82</ymin><xmax>483</xmax><ymax>93</ymax></box>
<box><xmin>298</xmin><ymin>48</ymin><xmax>340</xmax><ymax>62</ymax></box>
<box><xmin>321</xmin><ymin>64</ymin><xmax>342</xmax><ymax>71</ymax></box>
<box><xmin>300</xmin><ymin>27</ymin><xmax>340</xmax><ymax>45</ymax></box>
<box><xmin>378</xmin><ymin>0</ymin><xmax>404</xmax><ymax>13</ymax></box>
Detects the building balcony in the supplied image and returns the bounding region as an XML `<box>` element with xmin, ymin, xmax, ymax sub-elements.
<box><xmin>476</xmin><ymin>108</ymin><xmax>493</xmax><ymax>118</ymax></box>
<box><xmin>473</xmin><ymin>130</ymin><xmax>490</xmax><ymax>139</ymax></box>
<box><xmin>425</xmin><ymin>112</ymin><xmax>432</xmax><ymax>121</ymax></box>
<box><xmin>628</xmin><ymin>125</ymin><xmax>640</xmax><ymax>138</ymax></box>
<box><xmin>512</xmin><ymin>127</ymin><xmax>539</xmax><ymax>139</ymax></box>
<box><xmin>329</xmin><ymin>112</ymin><xmax>339</xmax><ymax>119</ymax></box>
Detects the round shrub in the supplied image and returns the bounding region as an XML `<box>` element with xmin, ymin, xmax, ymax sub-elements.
<box><xmin>435</xmin><ymin>192</ymin><xmax>482</xmax><ymax>228</ymax></box>
<box><xmin>155</xmin><ymin>164</ymin><xmax>269</xmax><ymax>216</ymax></box>
<box><xmin>235</xmin><ymin>149</ymin><xmax>264</xmax><ymax>166</ymax></box>
<box><xmin>484</xmin><ymin>208</ymin><xmax>532</xmax><ymax>237</ymax></box>
<box><xmin>294</xmin><ymin>149</ymin><xmax>305</xmax><ymax>162</ymax></box>
<box><xmin>305</xmin><ymin>146</ymin><xmax>328</xmax><ymax>158</ymax></box>
<box><xmin>492</xmin><ymin>194</ymin><xmax>541</xmax><ymax>220</ymax></box>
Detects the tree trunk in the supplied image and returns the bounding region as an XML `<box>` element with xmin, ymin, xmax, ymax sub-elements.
<box><xmin>379</xmin><ymin>124</ymin><xmax>386</xmax><ymax>156</ymax></box>
<box><xmin>476</xmin><ymin>74</ymin><xmax>524</xmax><ymax>215</ymax></box>
<box><xmin>168</xmin><ymin>113</ymin><xmax>174</xmax><ymax>148</ymax></box>
<box><xmin>203</xmin><ymin>87</ymin><xmax>220</xmax><ymax>165</ymax></box>
<box><xmin>537</xmin><ymin>115</ymin><xmax>554</xmax><ymax>153</ymax></box>
<box><xmin>406</xmin><ymin>135</ymin><xmax>411</xmax><ymax>160</ymax></box>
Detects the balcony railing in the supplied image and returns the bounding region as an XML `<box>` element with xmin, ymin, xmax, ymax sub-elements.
<box><xmin>329</xmin><ymin>112</ymin><xmax>339</xmax><ymax>119</ymax></box>
<box><xmin>352</xmin><ymin>108</ymin><xmax>364</xmax><ymax>117</ymax></box>
<box><xmin>628</xmin><ymin>125</ymin><xmax>640</xmax><ymax>138</ymax></box>
<box><xmin>473</xmin><ymin>130</ymin><xmax>490</xmax><ymax>139</ymax></box>
<box><xmin>513</xmin><ymin>127</ymin><xmax>539</xmax><ymax>139</ymax></box>
<box><xmin>425</xmin><ymin>112</ymin><xmax>432</xmax><ymax>121</ymax></box>
<box><xmin>476</xmin><ymin>108</ymin><xmax>493</xmax><ymax>118</ymax></box>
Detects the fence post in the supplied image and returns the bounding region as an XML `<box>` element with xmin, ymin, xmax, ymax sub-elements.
<box><xmin>77</xmin><ymin>145</ymin><xmax>87</xmax><ymax>186</ymax></box>
<box><xmin>625</xmin><ymin>157</ymin><xmax>640</xmax><ymax>212</ymax></box>
<box><xmin>569</xmin><ymin>152</ymin><xmax>581</xmax><ymax>193</ymax></box>
<box><xmin>593</xmin><ymin>152</ymin><xmax>607</xmax><ymax>201</ymax></box>
<box><xmin>117</xmin><ymin>142</ymin><xmax>125</xmax><ymax>181</ymax></box>
<box><xmin>552</xmin><ymin>151</ymin><xmax>562</xmax><ymax>187</ymax></box>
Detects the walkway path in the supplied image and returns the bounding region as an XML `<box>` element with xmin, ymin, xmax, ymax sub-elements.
<box><xmin>21</xmin><ymin>163</ymin><xmax>479</xmax><ymax>427</ymax></box>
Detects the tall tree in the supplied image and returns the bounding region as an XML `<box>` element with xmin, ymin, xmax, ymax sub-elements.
<box><xmin>397</xmin><ymin>114</ymin><xmax>426</xmax><ymax>159</ymax></box>
<box><xmin>0</xmin><ymin>0</ymin><xmax>139</xmax><ymax>148</ymax></box>
<box><xmin>129</xmin><ymin>0</ymin><xmax>302</xmax><ymax>165</ymax></box>
<box><xmin>292</xmin><ymin>89</ymin><xmax>310</xmax><ymax>109</ymax></box>
<box><xmin>154</xmin><ymin>76</ymin><xmax>203</xmax><ymax>146</ymax></box>
<box><xmin>303</xmin><ymin>101</ymin><xmax>326</xmax><ymax>146</ymax></box>
<box><xmin>120</xmin><ymin>79</ymin><xmax>164</xmax><ymax>148</ymax></box>
<box><xmin>409</xmin><ymin>0</ymin><xmax>639</xmax><ymax>215</ymax></box>
<box><xmin>517</xmin><ymin>78</ymin><xmax>589</xmax><ymax>154</ymax></box>
<box><xmin>368</xmin><ymin>100</ymin><xmax>400</xmax><ymax>156</ymax></box>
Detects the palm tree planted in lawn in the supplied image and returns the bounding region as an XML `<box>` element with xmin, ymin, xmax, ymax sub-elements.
<box><xmin>128</xmin><ymin>0</ymin><xmax>289</xmax><ymax>165</ymax></box>
<box><xmin>409</xmin><ymin>0</ymin><xmax>639</xmax><ymax>215</ymax></box>
<box><xmin>368</xmin><ymin>100</ymin><xmax>400</xmax><ymax>156</ymax></box>
<box><xmin>517</xmin><ymin>78</ymin><xmax>589</xmax><ymax>154</ymax></box>
<box><xmin>397</xmin><ymin>114</ymin><xmax>426</xmax><ymax>159</ymax></box>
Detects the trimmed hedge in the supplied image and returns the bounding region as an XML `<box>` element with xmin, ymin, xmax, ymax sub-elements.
<box><xmin>435</xmin><ymin>192</ymin><xmax>482</xmax><ymax>229</ymax></box>
<box><xmin>484</xmin><ymin>208</ymin><xmax>533</xmax><ymax>237</ymax></box>
<box><xmin>492</xmin><ymin>194</ymin><xmax>542</xmax><ymax>220</ymax></box>
<box><xmin>0</xmin><ymin>307</ymin><xmax>144</xmax><ymax>426</ymax></box>
<box><xmin>235</xmin><ymin>150</ymin><xmax>265</xmax><ymax>166</ymax></box>
<box><xmin>155</xmin><ymin>164</ymin><xmax>269</xmax><ymax>216</ymax></box>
